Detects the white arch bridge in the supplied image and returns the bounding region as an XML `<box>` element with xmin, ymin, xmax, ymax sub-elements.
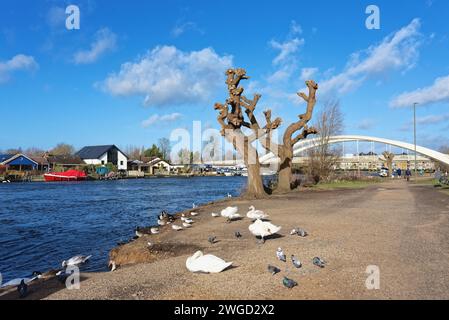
<box><xmin>259</xmin><ymin>135</ymin><xmax>449</xmax><ymax>166</ymax></box>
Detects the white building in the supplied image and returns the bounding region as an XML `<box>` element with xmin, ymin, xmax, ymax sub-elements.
<box><xmin>76</xmin><ymin>145</ymin><xmax>128</xmax><ymax>170</ymax></box>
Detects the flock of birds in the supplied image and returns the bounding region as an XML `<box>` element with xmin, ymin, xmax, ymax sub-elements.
<box><xmin>0</xmin><ymin>254</ymin><xmax>93</xmax><ymax>298</ymax></box>
<box><xmin>2</xmin><ymin>194</ymin><xmax>326</xmax><ymax>297</ymax></box>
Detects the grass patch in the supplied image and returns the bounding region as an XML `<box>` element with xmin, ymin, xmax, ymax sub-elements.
<box><xmin>312</xmin><ymin>179</ymin><xmax>381</xmax><ymax>190</ymax></box>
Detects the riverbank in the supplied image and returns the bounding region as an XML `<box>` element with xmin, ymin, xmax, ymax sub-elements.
<box><xmin>2</xmin><ymin>178</ymin><xmax>449</xmax><ymax>300</ymax></box>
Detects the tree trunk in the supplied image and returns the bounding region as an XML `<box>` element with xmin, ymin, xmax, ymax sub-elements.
<box><xmin>276</xmin><ymin>149</ymin><xmax>293</xmax><ymax>194</ymax></box>
<box><xmin>245</xmin><ymin>162</ymin><xmax>267</xmax><ymax>199</ymax></box>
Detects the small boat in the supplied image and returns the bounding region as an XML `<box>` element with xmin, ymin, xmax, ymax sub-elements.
<box><xmin>44</xmin><ymin>169</ymin><xmax>87</xmax><ymax>182</ymax></box>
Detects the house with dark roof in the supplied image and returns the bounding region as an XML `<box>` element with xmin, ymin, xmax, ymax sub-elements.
<box><xmin>75</xmin><ymin>145</ymin><xmax>128</xmax><ymax>170</ymax></box>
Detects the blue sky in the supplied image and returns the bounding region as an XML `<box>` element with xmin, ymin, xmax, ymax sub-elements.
<box><xmin>1</xmin><ymin>0</ymin><xmax>449</xmax><ymax>154</ymax></box>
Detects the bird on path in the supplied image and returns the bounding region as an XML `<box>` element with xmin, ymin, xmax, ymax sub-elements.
<box><xmin>211</xmin><ymin>212</ymin><xmax>220</xmax><ymax>217</ymax></box>
<box><xmin>172</xmin><ymin>224</ymin><xmax>183</xmax><ymax>231</ymax></box>
<box><xmin>182</xmin><ymin>222</ymin><xmax>192</xmax><ymax>228</ymax></box>
<box><xmin>62</xmin><ymin>255</ymin><xmax>92</xmax><ymax>268</ymax></box>
<box><xmin>246</xmin><ymin>206</ymin><xmax>269</xmax><ymax>220</ymax></box>
<box><xmin>17</xmin><ymin>280</ymin><xmax>28</xmax><ymax>298</ymax></box>
<box><xmin>234</xmin><ymin>231</ymin><xmax>242</xmax><ymax>239</ymax></box>
<box><xmin>267</xmin><ymin>265</ymin><xmax>281</xmax><ymax>275</ymax></box>
<box><xmin>290</xmin><ymin>228</ymin><xmax>308</xmax><ymax>237</ymax></box>
<box><xmin>190</xmin><ymin>212</ymin><xmax>199</xmax><ymax>216</ymax></box>
<box><xmin>313</xmin><ymin>257</ymin><xmax>326</xmax><ymax>268</ymax></box>
<box><xmin>208</xmin><ymin>236</ymin><xmax>217</xmax><ymax>244</ymax></box>
<box><xmin>282</xmin><ymin>277</ymin><xmax>298</xmax><ymax>289</ymax></box>
<box><xmin>150</xmin><ymin>227</ymin><xmax>159</xmax><ymax>234</ymax></box>
<box><xmin>291</xmin><ymin>255</ymin><xmax>302</xmax><ymax>268</ymax></box>
<box><xmin>276</xmin><ymin>248</ymin><xmax>286</xmax><ymax>262</ymax></box>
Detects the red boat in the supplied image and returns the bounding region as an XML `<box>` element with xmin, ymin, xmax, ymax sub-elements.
<box><xmin>44</xmin><ymin>169</ymin><xmax>87</xmax><ymax>182</ymax></box>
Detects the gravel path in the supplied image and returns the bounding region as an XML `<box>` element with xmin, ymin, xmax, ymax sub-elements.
<box><xmin>3</xmin><ymin>180</ymin><xmax>449</xmax><ymax>300</ymax></box>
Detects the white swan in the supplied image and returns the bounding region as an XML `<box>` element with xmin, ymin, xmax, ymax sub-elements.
<box><xmin>186</xmin><ymin>251</ymin><xmax>233</xmax><ymax>273</ymax></box>
<box><xmin>221</xmin><ymin>206</ymin><xmax>238</xmax><ymax>216</ymax></box>
<box><xmin>246</xmin><ymin>206</ymin><xmax>269</xmax><ymax>220</ymax></box>
<box><xmin>248</xmin><ymin>219</ymin><xmax>281</xmax><ymax>243</ymax></box>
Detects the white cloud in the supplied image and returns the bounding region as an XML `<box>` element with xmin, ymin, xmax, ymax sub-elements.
<box><xmin>142</xmin><ymin>113</ymin><xmax>182</xmax><ymax>128</ymax></box>
<box><xmin>0</xmin><ymin>54</ymin><xmax>39</xmax><ymax>83</ymax></box>
<box><xmin>100</xmin><ymin>46</ymin><xmax>233</xmax><ymax>107</ymax></box>
<box><xmin>171</xmin><ymin>21</ymin><xmax>203</xmax><ymax>37</ymax></box>
<box><xmin>270</xmin><ymin>38</ymin><xmax>304</xmax><ymax>66</ymax></box>
<box><xmin>390</xmin><ymin>75</ymin><xmax>449</xmax><ymax>108</ymax></box>
<box><xmin>300</xmin><ymin>67</ymin><xmax>318</xmax><ymax>81</ymax></box>
<box><xmin>73</xmin><ymin>28</ymin><xmax>117</xmax><ymax>64</ymax></box>
<box><xmin>320</xmin><ymin>19</ymin><xmax>422</xmax><ymax>95</ymax></box>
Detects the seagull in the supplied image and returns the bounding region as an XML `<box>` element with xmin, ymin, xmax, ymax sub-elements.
<box><xmin>313</xmin><ymin>257</ymin><xmax>326</xmax><ymax>268</ymax></box>
<box><xmin>157</xmin><ymin>219</ymin><xmax>167</xmax><ymax>226</ymax></box>
<box><xmin>208</xmin><ymin>236</ymin><xmax>217</xmax><ymax>244</ymax></box>
<box><xmin>17</xmin><ymin>280</ymin><xmax>28</xmax><ymax>298</ymax></box>
<box><xmin>246</xmin><ymin>206</ymin><xmax>269</xmax><ymax>220</ymax></box>
<box><xmin>211</xmin><ymin>212</ymin><xmax>220</xmax><ymax>217</ymax></box>
<box><xmin>172</xmin><ymin>224</ymin><xmax>183</xmax><ymax>231</ymax></box>
<box><xmin>184</xmin><ymin>218</ymin><xmax>194</xmax><ymax>224</ymax></box>
<box><xmin>135</xmin><ymin>227</ymin><xmax>144</xmax><ymax>238</ymax></box>
<box><xmin>182</xmin><ymin>222</ymin><xmax>192</xmax><ymax>228</ymax></box>
<box><xmin>290</xmin><ymin>228</ymin><xmax>308</xmax><ymax>237</ymax></box>
<box><xmin>62</xmin><ymin>255</ymin><xmax>92</xmax><ymax>267</ymax></box>
<box><xmin>150</xmin><ymin>227</ymin><xmax>159</xmax><ymax>234</ymax></box>
<box><xmin>227</xmin><ymin>193</ymin><xmax>232</xmax><ymax>198</ymax></box>
<box><xmin>291</xmin><ymin>255</ymin><xmax>302</xmax><ymax>268</ymax></box>
<box><xmin>276</xmin><ymin>248</ymin><xmax>286</xmax><ymax>262</ymax></box>
<box><xmin>235</xmin><ymin>231</ymin><xmax>242</xmax><ymax>239</ymax></box>
<box><xmin>267</xmin><ymin>265</ymin><xmax>281</xmax><ymax>275</ymax></box>
<box><xmin>282</xmin><ymin>276</ymin><xmax>298</xmax><ymax>289</ymax></box>
<box><xmin>190</xmin><ymin>212</ymin><xmax>199</xmax><ymax>216</ymax></box>
<box><xmin>192</xmin><ymin>203</ymin><xmax>198</xmax><ymax>209</ymax></box>
<box><xmin>1</xmin><ymin>272</ymin><xmax>42</xmax><ymax>288</ymax></box>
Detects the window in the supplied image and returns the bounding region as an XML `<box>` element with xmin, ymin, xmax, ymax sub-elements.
<box><xmin>120</xmin><ymin>161</ymin><xmax>123</xmax><ymax>166</ymax></box>
<box><xmin>101</xmin><ymin>160</ymin><xmax>105</xmax><ymax>165</ymax></box>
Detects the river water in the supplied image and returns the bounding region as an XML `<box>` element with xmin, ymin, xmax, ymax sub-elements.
<box><xmin>0</xmin><ymin>176</ymin><xmax>246</xmax><ymax>283</ymax></box>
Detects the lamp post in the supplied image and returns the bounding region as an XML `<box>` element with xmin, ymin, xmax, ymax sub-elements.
<box><xmin>413</xmin><ymin>102</ymin><xmax>418</xmax><ymax>181</ymax></box>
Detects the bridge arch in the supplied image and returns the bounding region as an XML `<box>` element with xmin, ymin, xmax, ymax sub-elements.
<box><xmin>260</xmin><ymin>135</ymin><xmax>449</xmax><ymax>166</ymax></box>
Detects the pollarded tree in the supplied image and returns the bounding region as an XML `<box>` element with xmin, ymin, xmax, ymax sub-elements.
<box><xmin>265</xmin><ymin>80</ymin><xmax>319</xmax><ymax>193</ymax></box>
<box><xmin>381</xmin><ymin>151</ymin><xmax>395</xmax><ymax>177</ymax></box>
<box><xmin>214</xmin><ymin>68</ymin><xmax>282</xmax><ymax>199</ymax></box>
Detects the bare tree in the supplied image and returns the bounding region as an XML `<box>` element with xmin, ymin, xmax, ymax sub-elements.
<box><xmin>381</xmin><ymin>151</ymin><xmax>395</xmax><ymax>177</ymax></box>
<box><xmin>306</xmin><ymin>100</ymin><xmax>344</xmax><ymax>183</ymax></box>
<box><xmin>158</xmin><ymin>138</ymin><xmax>171</xmax><ymax>161</ymax></box>
<box><xmin>124</xmin><ymin>145</ymin><xmax>143</xmax><ymax>160</ymax></box>
<box><xmin>50</xmin><ymin>143</ymin><xmax>75</xmax><ymax>156</ymax></box>
<box><xmin>24</xmin><ymin>147</ymin><xmax>45</xmax><ymax>157</ymax></box>
<box><xmin>214</xmin><ymin>68</ymin><xmax>282</xmax><ymax>198</ymax></box>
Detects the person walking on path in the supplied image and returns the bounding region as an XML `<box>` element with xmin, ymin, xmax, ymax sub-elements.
<box><xmin>406</xmin><ymin>168</ymin><xmax>412</xmax><ymax>182</ymax></box>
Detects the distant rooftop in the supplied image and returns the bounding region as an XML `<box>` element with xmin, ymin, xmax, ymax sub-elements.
<box><xmin>76</xmin><ymin>145</ymin><xmax>128</xmax><ymax>159</ymax></box>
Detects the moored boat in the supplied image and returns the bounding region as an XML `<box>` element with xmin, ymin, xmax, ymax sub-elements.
<box><xmin>44</xmin><ymin>170</ymin><xmax>87</xmax><ymax>182</ymax></box>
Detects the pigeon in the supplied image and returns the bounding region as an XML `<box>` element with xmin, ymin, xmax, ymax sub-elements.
<box><xmin>235</xmin><ymin>231</ymin><xmax>242</xmax><ymax>239</ymax></box>
<box><xmin>282</xmin><ymin>277</ymin><xmax>298</xmax><ymax>289</ymax></box>
<box><xmin>290</xmin><ymin>228</ymin><xmax>308</xmax><ymax>237</ymax></box>
<box><xmin>313</xmin><ymin>257</ymin><xmax>326</xmax><ymax>268</ymax></box>
<box><xmin>211</xmin><ymin>212</ymin><xmax>220</xmax><ymax>217</ymax></box>
<box><xmin>62</xmin><ymin>255</ymin><xmax>92</xmax><ymax>267</ymax></box>
<box><xmin>276</xmin><ymin>248</ymin><xmax>286</xmax><ymax>262</ymax></box>
<box><xmin>267</xmin><ymin>265</ymin><xmax>281</xmax><ymax>275</ymax></box>
<box><xmin>291</xmin><ymin>255</ymin><xmax>302</xmax><ymax>268</ymax></box>
<box><xmin>208</xmin><ymin>236</ymin><xmax>217</xmax><ymax>244</ymax></box>
<box><xmin>172</xmin><ymin>224</ymin><xmax>183</xmax><ymax>231</ymax></box>
<box><xmin>17</xmin><ymin>279</ymin><xmax>28</xmax><ymax>298</ymax></box>
<box><xmin>182</xmin><ymin>222</ymin><xmax>192</xmax><ymax>228</ymax></box>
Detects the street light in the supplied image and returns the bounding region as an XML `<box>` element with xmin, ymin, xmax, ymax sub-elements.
<box><xmin>413</xmin><ymin>102</ymin><xmax>418</xmax><ymax>181</ymax></box>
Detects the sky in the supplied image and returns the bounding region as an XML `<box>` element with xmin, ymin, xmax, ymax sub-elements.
<box><xmin>1</xmin><ymin>0</ymin><xmax>449</xmax><ymax>154</ymax></box>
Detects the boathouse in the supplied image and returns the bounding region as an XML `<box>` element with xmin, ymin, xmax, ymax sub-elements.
<box><xmin>76</xmin><ymin>145</ymin><xmax>128</xmax><ymax>171</ymax></box>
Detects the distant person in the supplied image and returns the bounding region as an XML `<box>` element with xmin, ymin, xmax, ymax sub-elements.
<box><xmin>397</xmin><ymin>168</ymin><xmax>402</xmax><ymax>179</ymax></box>
<box><xmin>405</xmin><ymin>168</ymin><xmax>412</xmax><ymax>182</ymax></box>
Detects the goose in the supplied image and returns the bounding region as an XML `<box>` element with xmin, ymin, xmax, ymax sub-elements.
<box><xmin>185</xmin><ymin>251</ymin><xmax>233</xmax><ymax>273</ymax></box>
<box><xmin>246</xmin><ymin>206</ymin><xmax>269</xmax><ymax>220</ymax></box>
<box><xmin>150</xmin><ymin>227</ymin><xmax>159</xmax><ymax>234</ymax></box>
<box><xmin>61</xmin><ymin>255</ymin><xmax>92</xmax><ymax>267</ymax></box>
<box><xmin>211</xmin><ymin>212</ymin><xmax>220</xmax><ymax>217</ymax></box>
<box><xmin>190</xmin><ymin>212</ymin><xmax>199</xmax><ymax>216</ymax></box>
<box><xmin>248</xmin><ymin>219</ymin><xmax>281</xmax><ymax>243</ymax></box>
<box><xmin>182</xmin><ymin>222</ymin><xmax>192</xmax><ymax>228</ymax></box>
<box><xmin>1</xmin><ymin>272</ymin><xmax>42</xmax><ymax>288</ymax></box>
<box><xmin>172</xmin><ymin>224</ymin><xmax>183</xmax><ymax>231</ymax></box>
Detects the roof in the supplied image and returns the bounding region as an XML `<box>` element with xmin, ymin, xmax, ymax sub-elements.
<box><xmin>75</xmin><ymin>145</ymin><xmax>128</xmax><ymax>160</ymax></box>
<box><xmin>0</xmin><ymin>154</ymin><xmax>14</xmax><ymax>162</ymax></box>
<box><xmin>46</xmin><ymin>155</ymin><xmax>84</xmax><ymax>165</ymax></box>
<box><xmin>0</xmin><ymin>154</ymin><xmax>38</xmax><ymax>166</ymax></box>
